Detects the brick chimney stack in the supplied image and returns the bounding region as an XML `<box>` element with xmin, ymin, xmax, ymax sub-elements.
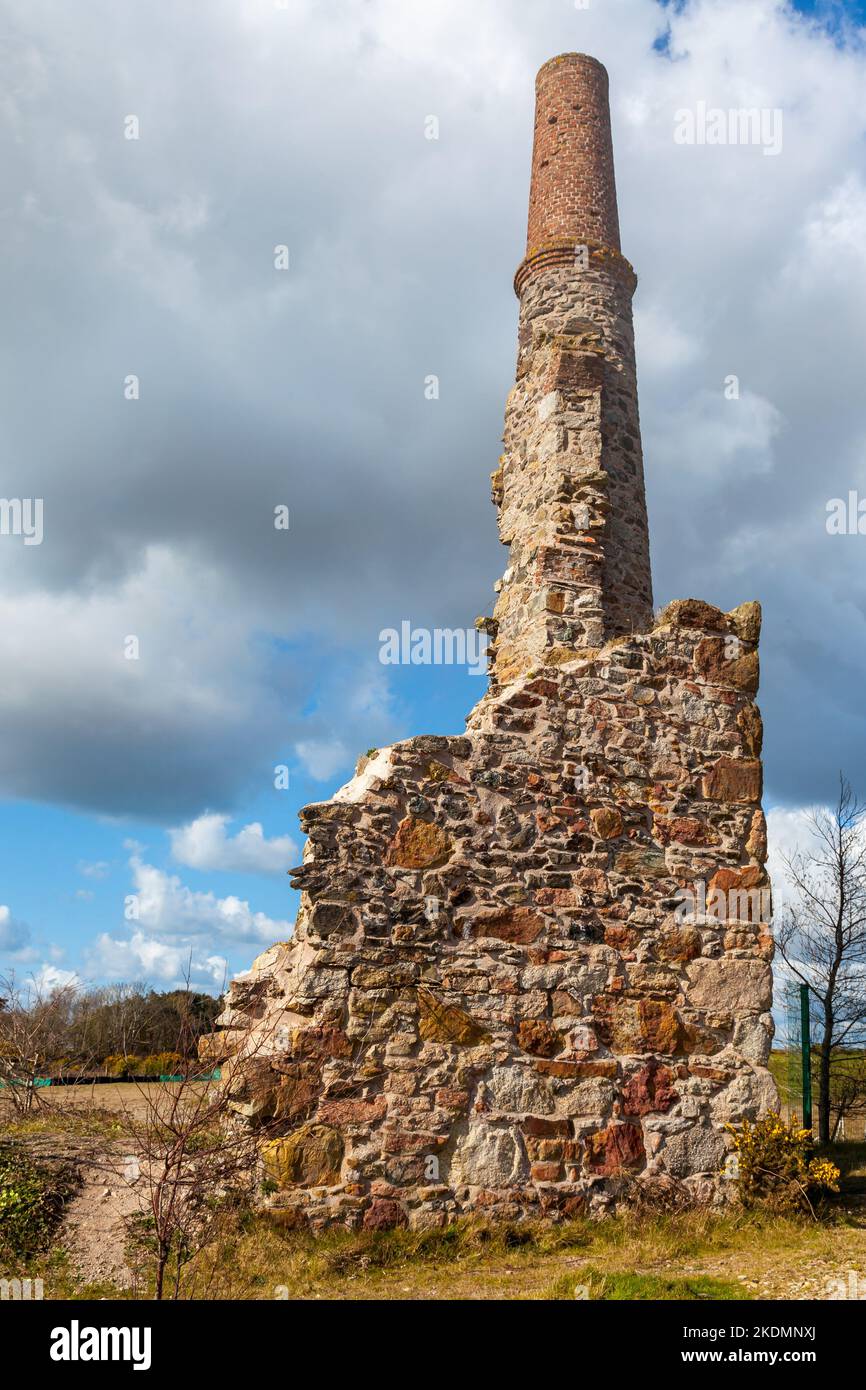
<box><xmin>524</xmin><ymin>54</ymin><xmax>621</xmax><ymax>264</ymax></box>
<box><xmin>490</xmin><ymin>54</ymin><xmax>653</xmax><ymax>685</ymax></box>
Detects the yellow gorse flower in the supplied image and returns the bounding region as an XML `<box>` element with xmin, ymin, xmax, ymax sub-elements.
<box><xmin>723</xmin><ymin>1111</ymin><xmax>840</xmax><ymax>1210</ymax></box>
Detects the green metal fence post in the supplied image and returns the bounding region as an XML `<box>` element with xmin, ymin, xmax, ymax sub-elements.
<box><xmin>800</xmin><ymin>983</ymin><xmax>813</xmax><ymax>1133</ymax></box>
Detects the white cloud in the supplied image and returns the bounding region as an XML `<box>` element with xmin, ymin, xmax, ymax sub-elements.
<box><xmin>128</xmin><ymin>854</ymin><xmax>292</xmax><ymax>944</ymax></box>
<box><xmin>77</xmin><ymin>859</ymin><xmax>110</xmax><ymax>880</ymax></box>
<box><xmin>767</xmin><ymin>799</ymin><xmax>866</xmax><ymax>917</ymax></box>
<box><xmin>766</xmin><ymin>804</ymin><xmax>822</xmax><ymax>916</ymax></box>
<box><xmin>32</xmin><ymin>963</ymin><xmax>79</xmax><ymax>994</ymax></box>
<box><xmin>291</xmin><ymin>663</ymin><xmax>403</xmax><ymax>786</ymax></box>
<box><xmin>790</xmin><ymin>173</ymin><xmax>866</xmax><ymax>280</ymax></box>
<box><xmin>0</xmin><ymin>904</ymin><xmax>30</xmax><ymax>954</ymax></box>
<box><xmin>78</xmin><ymin>847</ymin><xmax>294</xmax><ymax>991</ymax></box>
<box><xmin>655</xmin><ymin>388</ymin><xmax>783</xmax><ymax>482</ymax></box>
<box><xmin>86</xmin><ymin>931</ymin><xmax>227</xmax><ymax>990</ymax></box>
<box><xmin>295</xmin><ymin>737</ymin><xmax>350</xmax><ymax>781</ymax></box>
<box><xmin>169</xmin><ymin>812</ymin><xmax>297</xmax><ymax>875</ymax></box>
<box><xmin>634</xmin><ymin>303</ymin><xmax>702</xmax><ymax>376</ymax></box>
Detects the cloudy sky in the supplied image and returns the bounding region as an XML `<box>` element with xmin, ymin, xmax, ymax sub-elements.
<box><xmin>1</xmin><ymin>0</ymin><xmax>865</xmax><ymax>994</ymax></box>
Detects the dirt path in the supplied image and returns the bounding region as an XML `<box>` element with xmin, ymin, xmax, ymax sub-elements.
<box><xmin>60</xmin><ymin>1145</ymin><xmax>142</xmax><ymax>1289</ymax></box>
<box><xmin>15</xmin><ymin>1129</ymin><xmax>146</xmax><ymax>1291</ymax></box>
<box><xmin>674</xmin><ymin>1242</ymin><xmax>866</xmax><ymax>1300</ymax></box>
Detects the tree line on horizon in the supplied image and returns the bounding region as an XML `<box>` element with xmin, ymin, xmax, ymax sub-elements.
<box><xmin>0</xmin><ymin>979</ymin><xmax>220</xmax><ymax>1081</ymax></box>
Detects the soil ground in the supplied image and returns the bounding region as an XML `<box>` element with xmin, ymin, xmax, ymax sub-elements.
<box><xmin>40</xmin><ymin>1080</ymin><xmax>204</xmax><ymax>1119</ymax></box>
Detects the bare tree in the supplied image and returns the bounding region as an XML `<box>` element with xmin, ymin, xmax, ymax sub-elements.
<box><xmin>122</xmin><ymin>1066</ymin><xmax>262</xmax><ymax>1299</ymax></box>
<box><xmin>66</xmin><ymin>982</ymin><xmax>150</xmax><ymax>1066</ymax></box>
<box><xmin>0</xmin><ymin>974</ymin><xmax>81</xmax><ymax>1115</ymax></box>
<box><xmin>777</xmin><ymin>776</ymin><xmax>866</xmax><ymax>1144</ymax></box>
<box><xmin>117</xmin><ymin>979</ymin><xmax>266</xmax><ymax>1300</ymax></box>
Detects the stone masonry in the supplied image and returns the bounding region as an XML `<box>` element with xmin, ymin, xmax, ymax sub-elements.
<box><xmin>206</xmin><ymin>54</ymin><xmax>777</xmax><ymax>1230</ymax></box>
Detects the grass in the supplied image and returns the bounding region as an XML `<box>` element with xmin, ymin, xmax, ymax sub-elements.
<box><xmin>543</xmin><ymin>1267</ymin><xmax>747</xmax><ymax>1300</ymax></box>
<box><xmin>4</xmin><ymin>1098</ymin><xmax>866</xmax><ymax>1302</ymax></box>
<box><xmin>4</xmin><ymin>1197</ymin><xmax>863</xmax><ymax>1302</ymax></box>
<box><xmin>162</xmin><ymin>1201</ymin><xmax>863</xmax><ymax>1301</ymax></box>
<box><xmin>0</xmin><ymin>1143</ymin><xmax>75</xmax><ymax>1259</ymax></box>
<box><xmin>0</xmin><ymin>1246</ymin><xmax>131</xmax><ymax>1301</ymax></box>
<box><xmin>0</xmin><ymin>1099</ymin><xmax>127</xmax><ymax>1142</ymax></box>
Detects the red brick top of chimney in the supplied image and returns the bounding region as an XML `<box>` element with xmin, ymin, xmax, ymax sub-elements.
<box><xmin>524</xmin><ymin>53</ymin><xmax>622</xmax><ymax>263</ymax></box>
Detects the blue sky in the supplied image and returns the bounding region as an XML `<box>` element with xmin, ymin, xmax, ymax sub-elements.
<box><xmin>792</xmin><ymin>0</ymin><xmax>866</xmax><ymax>26</ymax></box>
<box><xmin>2</xmin><ymin>0</ymin><xmax>865</xmax><ymax>994</ymax></box>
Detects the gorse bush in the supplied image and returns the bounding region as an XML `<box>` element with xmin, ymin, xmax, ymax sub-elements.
<box><xmin>103</xmin><ymin>1054</ymin><xmax>138</xmax><ymax>1076</ymax></box>
<box><xmin>726</xmin><ymin>1111</ymin><xmax>840</xmax><ymax>1213</ymax></box>
<box><xmin>103</xmin><ymin>1054</ymin><xmax>121</xmax><ymax>1075</ymax></box>
<box><xmin>139</xmin><ymin>1052</ymin><xmax>184</xmax><ymax>1077</ymax></box>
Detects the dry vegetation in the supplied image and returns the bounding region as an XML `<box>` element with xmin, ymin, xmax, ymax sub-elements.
<box><xmin>3</xmin><ymin>1088</ymin><xmax>866</xmax><ymax>1301</ymax></box>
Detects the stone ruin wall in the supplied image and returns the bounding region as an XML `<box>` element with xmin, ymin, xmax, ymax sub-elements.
<box><xmin>206</xmin><ymin>53</ymin><xmax>777</xmax><ymax>1232</ymax></box>
<box><xmin>212</xmin><ymin>599</ymin><xmax>775</xmax><ymax>1231</ymax></box>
